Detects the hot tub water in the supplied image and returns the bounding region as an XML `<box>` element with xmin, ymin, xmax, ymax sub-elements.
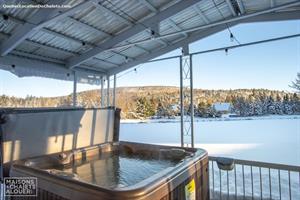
<box><xmin>47</xmin><ymin>152</ymin><xmax>179</xmax><ymax>189</ymax></box>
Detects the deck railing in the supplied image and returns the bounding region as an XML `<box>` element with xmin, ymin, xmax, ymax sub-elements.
<box><xmin>209</xmin><ymin>156</ymin><xmax>300</xmax><ymax>200</ymax></box>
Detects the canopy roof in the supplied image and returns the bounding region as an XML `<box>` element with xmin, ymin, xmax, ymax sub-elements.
<box><xmin>0</xmin><ymin>0</ymin><xmax>299</xmax><ymax>84</ymax></box>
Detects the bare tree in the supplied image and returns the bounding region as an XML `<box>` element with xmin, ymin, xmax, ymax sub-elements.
<box><xmin>290</xmin><ymin>73</ymin><xmax>300</xmax><ymax>92</ymax></box>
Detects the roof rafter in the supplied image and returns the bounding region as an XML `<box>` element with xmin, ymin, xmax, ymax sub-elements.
<box><xmin>91</xmin><ymin>1</ymin><xmax>133</xmax><ymax>25</ymax></box>
<box><xmin>39</xmin><ymin>26</ymin><xmax>133</xmax><ymax>62</ymax></box>
<box><xmin>11</xmin><ymin>50</ymin><xmax>65</xmax><ymax>64</ymax></box>
<box><xmin>236</xmin><ymin>0</ymin><xmax>245</xmax><ymax>14</ymax></box>
<box><xmin>67</xmin><ymin>6</ymin><xmax>150</xmax><ymax>56</ymax></box>
<box><xmin>137</xmin><ymin>0</ymin><xmax>172</xmax><ymax>48</ymax></box>
<box><xmin>0</xmin><ymin>55</ymin><xmax>105</xmax><ymax>79</ymax></box>
<box><xmin>193</xmin><ymin>5</ymin><xmax>210</xmax><ymax>24</ymax></box>
<box><xmin>0</xmin><ymin>0</ymin><xmax>92</xmax><ymax>56</ymax></box>
<box><xmin>225</xmin><ymin>0</ymin><xmax>237</xmax><ymax>16</ymax></box>
<box><xmin>66</xmin><ymin>0</ymin><xmax>202</xmax><ymax>69</ymax></box>
<box><xmin>108</xmin><ymin>23</ymin><xmax>232</xmax><ymax>75</ymax></box>
<box><xmin>271</xmin><ymin>0</ymin><xmax>276</xmax><ymax>8</ymax></box>
<box><xmin>98</xmin><ymin>2</ymin><xmax>300</xmax><ymax>52</ymax></box>
<box><xmin>140</xmin><ymin>0</ymin><xmax>158</xmax><ymax>13</ymax></box>
<box><xmin>0</xmin><ymin>11</ymin><xmax>136</xmax><ymax>65</ymax></box>
<box><xmin>67</xmin><ymin>17</ymin><xmax>111</xmax><ymax>38</ymax></box>
<box><xmin>168</xmin><ymin>19</ymin><xmax>188</xmax><ymax>38</ymax></box>
<box><xmin>92</xmin><ymin>57</ymin><xmax>119</xmax><ymax>67</ymax></box>
<box><xmin>0</xmin><ymin>30</ymin><xmax>116</xmax><ymax>71</ymax></box>
<box><xmin>0</xmin><ymin>31</ymin><xmax>73</xmax><ymax>58</ymax></box>
<box><xmin>107</xmin><ymin>9</ymin><xmax>300</xmax><ymax>75</ymax></box>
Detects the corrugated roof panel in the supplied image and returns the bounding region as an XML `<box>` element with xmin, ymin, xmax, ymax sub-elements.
<box><xmin>0</xmin><ymin>32</ymin><xmax>8</xmax><ymax>42</ymax></box>
<box><xmin>0</xmin><ymin>0</ymin><xmax>39</xmax><ymax>20</ymax></box>
<box><xmin>178</xmin><ymin>14</ymin><xmax>207</xmax><ymax>30</ymax></box>
<box><xmin>159</xmin><ymin>20</ymin><xmax>176</xmax><ymax>35</ymax></box>
<box><xmin>32</xmin><ymin>48</ymin><xmax>71</xmax><ymax>61</ymax></box>
<box><xmin>119</xmin><ymin>46</ymin><xmax>146</xmax><ymax>58</ymax></box>
<box><xmin>14</xmin><ymin>41</ymin><xmax>72</xmax><ymax>61</ymax></box>
<box><xmin>77</xmin><ymin>5</ymin><xmax>128</xmax><ymax>35</ymax></box>
<box><xmin>105</xmin><ymin>54</ymin><xmax>126</xmax><ymax>65</ymax></box>
<box><xmin>275</xmin><ymin>0</ymin><xmax>296</xmax><ymax>5</ymax></box>
<box><xmin>150</xmin><ymin>0</ymin><xmax>179</xmax><ymax>10</ymax></box>
<box><xmin>84</xmin><ymin>60</ymin><xmax>115</xmax><ymax>70</ymax></box>
<box><xmin>46</xmin><ymin>19</ymin><xmax>104</xmax><ymax>44</ymax></box>
<box><xmin>82</xmin><ymin>58</ymin><xmax>99</xmax><ymax>67</ymax></box>
<box><xmin>91</xmin><ymin>58</ymin><xmax>118</xmax><ymax>69</ymax></box>
<box><xmin>100</xmin><ymin>0</ymin><xmax>151</xmax><ymax>23</ymax></box>
<box><xmin>198</xmin><ymin>0</ymin><xmax>217</xmax><ymax>12</ymax></box>
<box><xmin>137</xmin><ymin>40</ymin><xmax>162</xmax><ymax>51</ymax></box>
<box><xmin>0</xmin><ymin>0</ymin><xmax>299</xmax><ymax>80</ymax></box>
<box><xmin>242</xmin><ymin>0</ymin><xmax>270</xmax><ymax>12</ymax></box>
<box><xmin>125</xmin><ymin>30</ymin><xmax>150</xmax><ymax>44</ymax></box>
<box><xmin>163</xmin><ymin>34</ymin><xmax>184</xmax><ymax>44</ymax></box>
<box><xmin>203</xmin><ymin>3</ymin><xmax>229</xmax><ymax>22</ymax></box>
<box><xmin>0</xmin><ymin>20</ymin><xmax>17</xmax><ymax>34</ymax></box>
<box><xmin>95</xmin><ymin>51</ymin><xmax>116</xmax><ymax>61</ymax></box>
<box><xmin>29</xmin><ymin>31</ymin><xmax>83</xmax><ymax>53</ymax></box>
<box><xmin>15</xmin><ymin>43</ymin><xmax>38</xmax><ymax>53</ymax></box>
<box><xmin>84</xmin><ymin>58</ymin><xmax>118</xmax><ymax>70</ymax></box>
<box><xmin>218</xmin><ymin>1</ymin><xmax>235</xmax><ymax>18</ymax></box>
<box><xmin>167</xmin><ymin>5</ymin><xmax>200</xmax><ymax>26</ymax></box>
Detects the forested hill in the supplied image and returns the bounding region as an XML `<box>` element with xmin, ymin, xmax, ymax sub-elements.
<box><xmin>0</xmin><ymin>86</ymin><xmax>299</xmax><ymax>119</ymax></box>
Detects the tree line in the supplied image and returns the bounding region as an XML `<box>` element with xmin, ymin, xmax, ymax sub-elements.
<box><xmin>0</xmin><ymin>87</ymin><xmax>299</xmax><ymax>119</ymax></box>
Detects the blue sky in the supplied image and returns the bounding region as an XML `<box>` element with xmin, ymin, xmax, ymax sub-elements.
<box><xmin>0</xmin><ymin>20</ymin><xmax>299</xmax><ymax>98</ymax></box>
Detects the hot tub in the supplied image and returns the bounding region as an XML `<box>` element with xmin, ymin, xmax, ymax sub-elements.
<box><xmin>10</xmin><ymin>141</ymin><xmax>209</xmax><ymax>200</ymax></box>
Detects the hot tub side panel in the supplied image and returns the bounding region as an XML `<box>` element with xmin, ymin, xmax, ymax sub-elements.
<box><xmin>145</xmin><ymin>155</ymin><xmax>209</xmax><ymax>200</ymax></box>
<box><xmin>1</xmin><ymin>107</ymin><xmax>118</xmax><ymax>177</ymax></box>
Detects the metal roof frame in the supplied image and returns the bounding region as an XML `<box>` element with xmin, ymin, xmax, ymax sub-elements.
<box><xmin>0</xmin><ymin>0</ymin><xmax>299</xmax><ymax>84</ymax></box>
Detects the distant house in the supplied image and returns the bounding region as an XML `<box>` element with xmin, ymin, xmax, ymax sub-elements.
<box><xmin>212</xmin><ymin>102</ymin><xmax>232</xmax><ymax>114</ymax></box>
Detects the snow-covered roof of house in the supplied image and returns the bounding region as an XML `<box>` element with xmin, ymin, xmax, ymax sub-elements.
<box><xmin>0</xmin><ymin>0</ymin><xmax>299</xmax><ymax>84</ymax></box>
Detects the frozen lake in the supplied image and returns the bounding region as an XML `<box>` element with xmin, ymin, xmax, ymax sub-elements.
<box><xmin>120</xmin><ymin>116</ymin><xmax>300</xmax><ymax>166</ymax></box>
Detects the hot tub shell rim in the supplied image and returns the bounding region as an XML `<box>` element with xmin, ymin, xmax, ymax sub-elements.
<box><xmin>10</xmin><ymin>141</ymin><xmax>208</xmax><ymax>199</ymax></box>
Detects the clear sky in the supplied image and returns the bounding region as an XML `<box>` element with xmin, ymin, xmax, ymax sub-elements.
<box><xmin>0</xmin><ymin>20</ymin><xmax>299</xmax><ymax>98</ymax></box>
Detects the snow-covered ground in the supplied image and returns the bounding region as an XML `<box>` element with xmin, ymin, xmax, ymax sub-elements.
<box><xmin>120</xmin><ymin>116</ymin><xmax>300</xmax><ymax>165</ymax></box>
<box><xmin>121</xmin><ymin>115</ymin><xmax>300</xmax><ymax>124</ymax></box>
<box><xmin>1</xmin><ymin>116</ymin><xmax>298</xmax><ymax>199</ymax></box>
<box><xmin>120</xmin><ymin>116</ymin><xmax>300</xmax><ymax>199</ymax></box>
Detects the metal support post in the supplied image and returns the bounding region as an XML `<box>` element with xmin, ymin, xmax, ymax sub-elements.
<box><xmin>190</xmin><ymin>55</ymin><xmax>194</xmax><ymax>147</ymax></box>
<box><xmin>101</xmin><ymin>77</ymin><xmax>104</xmax><ymax>107</ymax></box>
<box><xmin>72</xmin><ymin>71</ymin><xmax>77</xmax><ymax>107</ymax></box>
<box><xmin>180</xmin><ymin>56</ymin><xmax>184</xmax><ymax>147</ymax></box>
<box><xmin>179</xmin><ymin>46</ymin><xmax>194</xmax><ymax>147</ymax></box>
<box><xmin>113</xmin><ymin>74</ymin><xmax>117</xmax><ymax>107</ymax></box>
<box><xmin>0</xmin><ymin>119</ymin><xmax>4</xmax><ymax>184</ymax></box>
<box><xmin>107</xmin><ymin>75</ymin><xmax>110</xmax><ymax>106</ymax></box>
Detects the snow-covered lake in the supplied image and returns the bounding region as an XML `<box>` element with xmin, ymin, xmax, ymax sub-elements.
<box><xmin>120</xmin><ymin>116</ymin><xmax>300</xmax><ymax>166</ymax></box>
